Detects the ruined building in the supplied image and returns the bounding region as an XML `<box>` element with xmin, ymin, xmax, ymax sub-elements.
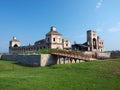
<box><xmin>9</xmin><ymin>27</ymin><xmax>104</xmax><ymax>54</ymax></box>
<box><xmin>9</xmin><ymin>26</ymin><xmax>71</xmax><ymax>54</ymax></box>
<box><xmin>72</xmin><ymin>30</ymin><xmax>104</xmax><ymax>52</ymax></box>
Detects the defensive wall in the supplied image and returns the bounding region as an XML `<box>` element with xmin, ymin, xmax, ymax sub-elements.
<box><xmin>0</xmin><ymin>52</ymin><xmax>119</xmax><ymax>67</ymax></box>
<box><xmin>0</xmin><ymin>54</ymin><xmax>2</xmax><ymax>59</ymax></box>
<box><xmin>97</xmin><ymin>52</ymin><xmax>111</xmax><ymax>59</ymax></box>
<box><xmin>82</xmin><ymin>51</ymin><xmax>111</xmax><ymax>59</ymax></box>
<box><xmin>1</xmin><ymin>54</ymin><xmax>57</xmax><ymax>67</ymax></box>
<box><xmin>111</xmin><ymin>52</ymin><xmax>120</xmax><ymax>58</ymax></box>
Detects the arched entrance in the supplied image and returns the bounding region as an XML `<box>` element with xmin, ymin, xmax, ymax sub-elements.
<box><xmin>14</xmin><ymin>44</ymin><xmax>18</xmax><ymax>47</ymax></box>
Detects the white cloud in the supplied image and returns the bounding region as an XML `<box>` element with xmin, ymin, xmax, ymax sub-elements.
<box><xmin>96</xmin><ymin>0</ymin><xmax>104</xmax><ymax>9</ymax></box>
<box><xmin>108</xmin><ymin>22</ymin><xmax>120</xmax><ymax>33</ymax></box>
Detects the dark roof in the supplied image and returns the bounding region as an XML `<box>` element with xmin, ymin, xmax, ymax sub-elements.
<box><xmin>83</xmin><ymin>42</ymin><xmax>87</xmax><ymax>45</ymax></box>
<box><xmin>46</xmin><ymin>30</ymin><xmax>62</xmax><ymax>36</ymax></box>
<box><xmin>35</xmin><ymin>39</ymin><xmax>46</xmax><ymax>44</ymax></box>
<box><xmin>72</xmin><ymin>44</ymin><xmax>88</xmax><ymax>48</ymax></box>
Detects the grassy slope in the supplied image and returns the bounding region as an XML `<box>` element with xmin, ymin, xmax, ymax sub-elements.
<box><xmin>0</xmin><ymin>58</ymin><xmax>120</xmax><ymax>90</ymax></box>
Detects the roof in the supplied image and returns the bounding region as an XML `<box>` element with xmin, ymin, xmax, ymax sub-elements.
<box><xmin>11</xmin><ymin>39</ymin><xmax>20</xmax><ymax>42</ymax></box>
<box><xmin>10</xmin><ymin>36</ymin><xmax>20</xmax><ymax>42</ymax></box>
<box><xmin>72</xmin><ymin>44</ymin><xmax>88</xmax><ymax>48</ymax></box>
<box><xmin>35</xmin><ymin>39</ymin><xmax>46</xmax><ymax>44</ymax></box>
<box><xmin>46</xmin><ymin>30</ymin><xmax>62</xmax><ymax>36</ymax></box>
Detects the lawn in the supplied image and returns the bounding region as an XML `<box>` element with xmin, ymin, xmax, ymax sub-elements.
<box><xmin>0</xmin><ymin>58</ymin><xmax>120</xmax><ymax>90</ymax></box>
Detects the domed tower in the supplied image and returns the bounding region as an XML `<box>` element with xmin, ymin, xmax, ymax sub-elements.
<box><xmin>9</xmin><ymin>36</ymin><xmax>20</xmax><ymax>48</ymax></box>
<box><xmin>46</xmin><ymin>26</ymin><xmax>63</xmax><ymax>49</ymax></box>
<box><xmin>9</xmin><ymin>36</ymin><xmax>20</xmax><ymax>54</ymax></box>
<box><xmin>87</xmin><ymin>30</ymin><xmax>98</xmax><ymax>52</ymax></box>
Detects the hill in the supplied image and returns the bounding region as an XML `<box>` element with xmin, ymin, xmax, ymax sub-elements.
<box><xmin>0</xmin><ymin>58</ymin><xmax>120</xmax><ymax>90</ymax></box>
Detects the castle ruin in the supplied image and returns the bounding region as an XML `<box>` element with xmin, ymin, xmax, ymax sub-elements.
<box><xmin>9</xmin><ymin>26</ymin><xmax>104</xmax><ymax>54</ymax></box>
<box><xmin>9</xmin><ymin>26</ymin><xmax>71</xmax><ymax>54</ymax></box>
<box><xmin>72</xmin><ymin>30</ymin><xmax>104</xmax><ymax>52</ymax></box>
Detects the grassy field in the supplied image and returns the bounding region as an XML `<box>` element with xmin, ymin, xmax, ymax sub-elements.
<box><xmin>0</xmin><ymin>58</ymin><xmax>120</xmax><ymax>90</ymax></box>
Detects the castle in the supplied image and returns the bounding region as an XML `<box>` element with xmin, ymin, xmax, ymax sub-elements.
<box><xmin>9</xmin><ymin>26</ymin><xmax>71</xmax><ymax>54</ymax></box>
<box><xmin>72</xmin><ymin>30</ymin><xmax>104</xmax><ymax>52</ymax></box>
<box><xmin>9</xmin><ymin>26</ymin><xmax>104</xmax><ymax>54</ymax></box>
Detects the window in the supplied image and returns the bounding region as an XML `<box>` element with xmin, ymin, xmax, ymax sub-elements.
<box><xmin>48</xmin><ymin>38</ymin><xmax>49</xmax><ymax>42</ymax></box>
<box><xmin>59</xmin><ymin>38</ymin><xmax>61</xmax><ymax>42</ymax></box>
<box><xmin>53</xmin><ymin>38</ymin><xmax>55</xmax><ymax>42</ymax></box>
<box><xmin>93</xmin><ymin>38</ymin><xmax>96</xmax><ymax>49</ymax></box>
<box><xmin>66</xmin><ymin>44</ymin><xmax>68</xmax><ymax>46</ymax></box>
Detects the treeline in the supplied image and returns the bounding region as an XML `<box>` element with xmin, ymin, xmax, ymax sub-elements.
<box><xmin>105</xmin><ymin>50</ymin><xmax>120</xmax><ymax>53</ymax></box>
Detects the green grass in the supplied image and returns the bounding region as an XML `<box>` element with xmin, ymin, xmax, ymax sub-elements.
<box><xmin>0</xmin><ymin>58</ymin><xmax>120</xmax><ymax>90</ymax></box>
<box><xmin>24</xmin><ymin>48</ymin><xmax>64</xmax><ymax>54</ymax></box>
<box><xmin>24</xmin><ymin>49</ymin><xmax>51</xmax><ymax>54</ymax></box>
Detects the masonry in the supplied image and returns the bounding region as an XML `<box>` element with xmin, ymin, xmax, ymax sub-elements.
<box><xmin>1</xmin><ymin>54</ymin><xmax>57</xmax><ymax>67</ymax></box>
<box><xmin>0</xmin><ymin>51</ymin><xmax>113</xmax><ymax>67</ymax></box>
<box><xmin>9</xmin><ymin>26</ymin><xmax>71</xmax><ymax>54</ymax></box>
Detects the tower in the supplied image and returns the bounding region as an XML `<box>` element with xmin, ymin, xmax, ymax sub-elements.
<box><xmin>9</xmin><ymin>36</ymin><xmax>20</xmax><ymax>48</ymax></box>
<box><xmin>46</xmin><ymin>26</ymin><xmax>63</xmax><ymax>49</ymax></box>
<box><xmin>62</xmin><ymin>39</ymin><xmax>71</xmax><ymax>49</ymax></box>
<box><xmin>87</xmin><ymin>30</ymin><xmax>98</xmax><ymax>52</ymax></box>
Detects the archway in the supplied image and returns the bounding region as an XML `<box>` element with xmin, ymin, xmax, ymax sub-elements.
<box><xmin>13</xmin><ymin>44</ymin><xmax>18</xmax><ymax>47</ymax></box>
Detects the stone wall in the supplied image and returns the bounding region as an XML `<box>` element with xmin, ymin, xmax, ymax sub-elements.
<box><xmin>97</xmin><ymin>52</ymin><xmax>111</xmax><ymax>59</ymax></box>
<box><xmin>111</xmin><ymin>52</ymin><xmax>120</xmax><ymax>58</ymax></box>
<box><xmin>0</xmin><ymin>54</ymin><xmax>2</xmax><ymax>59</ymax></box>
<box><xmin>83</xmin><ymin>51</ymin><xmax>111</xmax><ymax>59</ymax></box>
<box><xmin>40</xmin><ymin>54</ymin><xmax>57</xmax><ymax>66</ymax></box>
<box><xmin>1</xmin><ymin>54</ymin><xmax>57</xmax><ymax>67</ymax></box>
<box><xmin>1</xmin><ymin>55</ymin><xmax>40</xmax><ymax>66</ymax></box>
<box><xmin>1</xmin><ymin>55</ymin><xmax>18</xmax><ymax>61</ymax></box>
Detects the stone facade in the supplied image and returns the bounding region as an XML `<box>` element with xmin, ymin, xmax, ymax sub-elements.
<box><xmin>110</xmin><ymin>51</ymin><xmax>120</xmax><ymax>58</ymax></box>
<box><xmin>9</xmin><ymin>37</ymin><xmax>20</xmax><ymax>47</ymax></box>
<box><xmin>72</xmin><ymin>30</ymin><xmax>104</xmax><ymax>52</ymax></box>
<box><xmin>62</xmin><ymin>39</ymin><xmax>71</xmax><ymax>50</ymax></box>
<box><xmin>0</xmin><ymin>54</ymin><xmax>94</xmax><ymax>67</ymax></box>
<box><xmin>0</xmin><ymin>54</ymin><xmax>2</xmax><ymax>59</ymax></box>
<box><xmin>1</xmin><ymin>54</ymin><xmax>57</xmax><ymax>66</ymax></box>
<box><xmin>87</xmin><ymin>30</ymin><xmax>104</xmax><ymax>52</ymax></box>
<box><xmin>9</xmin><ymin>26</ymin><xmax>71</xmax><ymax>54</ymax></box>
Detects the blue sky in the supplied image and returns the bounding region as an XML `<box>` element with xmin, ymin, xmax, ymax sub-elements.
<box><xmin>0</xmin><ymin>0</ymin><xmax>120</xmax><ymax>52</ymax></box>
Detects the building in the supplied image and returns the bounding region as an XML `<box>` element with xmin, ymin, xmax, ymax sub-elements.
<box><xmin>9</xmin><ymin>26</ymin><xmax>71</xmax><ymax>54</ymax></box>
<box><xmin>72</xmin><ymin>30</ymin><xmax>104</xmax><ymax>52</ymax></box>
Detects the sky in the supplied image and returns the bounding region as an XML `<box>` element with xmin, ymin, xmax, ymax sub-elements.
<box><xmin>0</xmin><ymin>0</ymin><xmax>120</xmax><ymax>53</ymax></box>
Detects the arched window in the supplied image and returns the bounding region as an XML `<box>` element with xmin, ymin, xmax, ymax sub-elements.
<box><xmin>93</xmin><ymin>38</ymin><xmax>97</xmax><ymax>49</ymax></box>
<box><xmin>13</xmin><ymin>44</ymin><xmax>18</xmax><ymax>47</ymax></box>
<box><xmin>53</xmin><ymin>38</ymin><xmax>55</xmax><ymax>42</ymax></box>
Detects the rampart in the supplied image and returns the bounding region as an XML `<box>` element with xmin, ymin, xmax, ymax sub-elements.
<box><xmin>110</xmin><ymin>52</ymin><xmax>120</xmax><ymax>58</ymax></box>
<box><xmin>1</xmin><ymin>54</ymin><xmax>57</xmax><ymax>67</ymax></box>
<box><xmin>0</xmin><ymin>54</ymin><xmax>2</xmax><ymax>59</ymax></box>
<box><xmin>97</xmin><ymin>52</ymin><xmax>111</xmax><ymax>59</ymax></box>
<box><xmin>0</xmin><ymin>52</ymin><xmax>115</xmax><ymax>67</ymax></box>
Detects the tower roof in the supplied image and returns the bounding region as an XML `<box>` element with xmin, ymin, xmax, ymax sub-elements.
<box><xmin>46</xmin><ymin>26</ymin><xmax>62</xmax><ymax>36</ymax></box>
<box><xmin>11</xmin><ymin>36</ymin><xmax>20</xmax><ymax>42</ymax></box>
